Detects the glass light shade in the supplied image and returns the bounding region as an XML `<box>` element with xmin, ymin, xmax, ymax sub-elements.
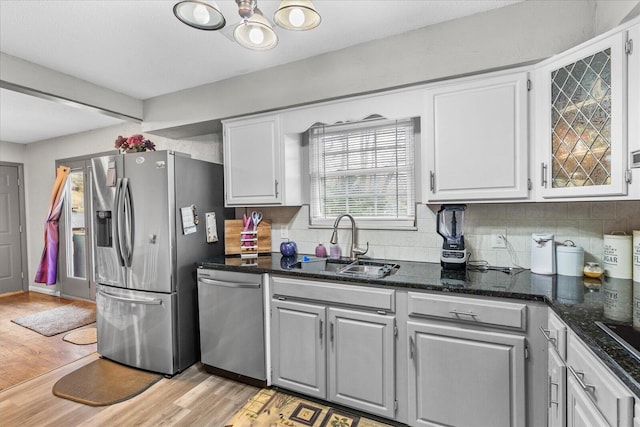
<box><xmin>234</xmin><ymin>8</ymin><xmax>278</xmax><ymax>50</ymax></box>
<box><xmin>173</xmin><ymin>1</ymin><xmax>225</xmax><ymax>31</ymax></box>
<box><xmin>273</xmin><ymin>0</ymin><xmax>321</xmax><ymax>31</ymax></box>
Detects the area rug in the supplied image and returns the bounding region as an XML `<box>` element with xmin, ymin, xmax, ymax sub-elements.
<box><xmin>224</xmin><ymin>389</ymin><xmax>393</xmax><ymax>427</ymax></box>
<box><xmin>52</xmin><ymin>358</ymin><xmax>162</xmax><ymax>406</ymax></box>
<box><xmin>11</xmin><ymin>303</ymin><xmax>95</xmax><ymax>337</ymax></box>
<box><xmin>63</xmin><ymin>327</ymin><xmax>97</xmax><ymax>345</ymax></box>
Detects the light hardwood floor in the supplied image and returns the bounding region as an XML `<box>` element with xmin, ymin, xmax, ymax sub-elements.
<box><xmin>0</xmin><ymin>292</ymin><xmax>258</xmax><ymax>426</ymax></box>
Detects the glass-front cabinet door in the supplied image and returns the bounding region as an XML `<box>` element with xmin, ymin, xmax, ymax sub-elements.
<box><xmin>536</xmin><ymin>31</ymin><xmax>630</xmax><ymax>198</ymax></box>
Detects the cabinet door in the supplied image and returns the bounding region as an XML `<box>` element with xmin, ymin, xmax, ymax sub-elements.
<box><xmin>327</xmin><ymin>308</ymin><xmax>395</xmax><ymax>419</ymax></box>
<box><xmin>407</xmin><ymin>321</ymin><xmax>526</xmax><ymax>427</ymax></box>
<box><xmin>270</xmin><ymin>299</ymin><xmax>326</xmax><ymax>398</ymax></box>
<box><xmin>566</xmin><ymin>373</ymin><xmax>609</xmax><ymax>427</ymax></box>
<box><xmin>424</xmin><ymin>71</ymin><xmax>529</xmax><ymax>201</ymax></box>
<box><xmin>548</xmin><ymin>346</ymin><xmax>567</xmax><ymax>427</ymax></box>
<box><xmin>223</xmin><ymin>114</ymin><xmax>282</xmax><ymax>205</ymax></box>
<box><xmin>536</xmin><ymin>31</ymin><xmax>629</xmax><ymax>198</ymax></box>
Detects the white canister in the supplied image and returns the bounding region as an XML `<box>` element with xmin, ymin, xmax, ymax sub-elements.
<box><xmin>556</xmin><ymin>243</ymin><xmax>584</xmax><ymax>277</ymax></box>
<box><xmin>634</xmin><ymin>281</ymin><xmax>640</xmax><ymax>330</ymax></box>
<box><xmin>602</xmin><ymin>277</ymin><xmax>633</xmax><ymax>323</ymax></box>
<box><xmin>603</xmin><ymin>233</ymin><xmax>633</xmax><ymax>279</ymax></box>
<box><xmin>633</xmin><ymin>230</ymin><xmax>640</xmax><ymax>282</ymax></box>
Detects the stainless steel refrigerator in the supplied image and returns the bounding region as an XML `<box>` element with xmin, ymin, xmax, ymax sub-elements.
<box><xmin>91</xmin><ymin>150</ymin><xmax>230</xmax><ymax>375</ymax></box>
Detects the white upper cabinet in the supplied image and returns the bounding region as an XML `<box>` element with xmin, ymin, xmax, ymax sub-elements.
<box><xmin>534</xmin><ymin>30</ymin><xmax>630</xmax><ymax>199</ymax></box>
<box><xmin>422</xmin><ymin>70</ymin><xmax>530</xmax><ymax>202</ymax></box>
<box><xmin>223</xmin><ymin>113</ymin><xmax>302</xmax><ymax>206</ymax></box>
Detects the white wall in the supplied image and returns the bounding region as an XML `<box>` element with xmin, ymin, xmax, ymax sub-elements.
<box><xmin>256</xmin><ymin>201</ymin><xmax>640</xmax><ymax>269</ymax></box>
<box><xmin>0</xmin><ymin>141</ymin><xmax>27</xmax><ymax>164</ymax></box>
<box><xmin>144</xmin><ymin>0</ymin><xmax>602</xmax><ymax>133</ymax></box>
<box><xmin>24</xmin><ymin>124</ymin><xmax>222</xmax><ymax>293</ymax></box>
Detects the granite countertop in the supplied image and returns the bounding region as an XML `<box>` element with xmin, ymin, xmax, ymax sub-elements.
<box><xmin>198</xmin><ymin>253</ymin><xmax>640</xmax><ymax>398</ymax></box>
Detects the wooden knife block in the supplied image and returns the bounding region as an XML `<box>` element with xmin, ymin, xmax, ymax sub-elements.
<box><xmin>224</xmin><ymin>219</ymin><xmax>272</xmax><ymax>255</ymax></box>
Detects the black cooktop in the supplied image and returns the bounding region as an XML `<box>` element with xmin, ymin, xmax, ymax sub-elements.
<box><xmin>596</xmin><ymin>322</ymin><xmax>640</xmax><ymax>362</ymax></box>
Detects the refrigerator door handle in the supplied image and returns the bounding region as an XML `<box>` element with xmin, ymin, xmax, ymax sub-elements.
<box><xmin>98</xmin><ymin>289</ymin><xmax>163</xmax><ymax>305</ymax></box>
<box><xmin>197</xmin><ymin>277</ymin><xmax>261</xmax><ymax>289</ymax></box>
<box><xmin>117</xmin><ymin>178</ymin><xmax>134</xmax><ymax>268</ymax></box>
<box><xmin>113</xmin><ymin>177</ymin><xmax>125</xmax><ymax>267</ymax></box>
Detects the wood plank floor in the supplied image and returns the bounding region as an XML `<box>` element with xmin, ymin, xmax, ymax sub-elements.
<box><xmin>0</xmin><ymin>292</ymin><xmax>258</xmax><ymax>425</ymax></box>
<box><xmin>0</xmin><ymin>292</ymin><xmax>97</xmax><ymax>390</ymax></box>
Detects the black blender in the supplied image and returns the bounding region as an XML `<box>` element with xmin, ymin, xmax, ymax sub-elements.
<box><xmin>436</xmin><ymin>204</ymin><xmax>469</xmax><ymax>270</ymax></box>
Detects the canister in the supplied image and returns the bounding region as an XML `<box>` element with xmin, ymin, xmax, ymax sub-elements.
<box><xmin>556</xmin><ymin>241</ymin><xmax>584</xmax><ymax>277</ymax></box>
<box><xmin>633</xmin><ymin>230</ymin><xmax>640</xmax><ymax>282</ymax></box>
<box><xmin>602</xmin><ymin>276</ymin><xmax>633</xmax><ymax>323</ymax></box>
<box><xmin>603</xmin><ymin>233</ymin><xmax>633</xmax><ymax>279</ymax></box>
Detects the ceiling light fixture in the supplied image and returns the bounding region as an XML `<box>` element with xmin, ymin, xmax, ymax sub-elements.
<box><xmin>273</xmin><ymin>0</ymin><xmax>321</xmax><ymax>31</ymax></box>
<box><xmin>173</xmin><ymin>0</ymin><xmax>226</xmax><ymax>31</ymax></box>
<box><xmin>173</xmin><ymin>0</ymin><xmax>320</xmax><ymax>51</ymax></box>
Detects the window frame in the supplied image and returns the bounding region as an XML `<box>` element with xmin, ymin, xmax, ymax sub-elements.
<box><xmin>308</xmin><ymin>116</ymin><xmax>418</xmax><ymax>230</ymax></box>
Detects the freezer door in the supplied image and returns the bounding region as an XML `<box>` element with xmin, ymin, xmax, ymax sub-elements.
<box><xmin>123</xmin><ymin>151</ymin><xmax>173</xmax><ymax>293</ymax></box>
<box><xmin>96</xmin><ymin>284</ymin><xmax>177</xmax><ymax>375</ymax></box>
<box><xmin>92</xmin><ymin>155</ymin><xmax>126</xmax><ymax>287</ymax></box>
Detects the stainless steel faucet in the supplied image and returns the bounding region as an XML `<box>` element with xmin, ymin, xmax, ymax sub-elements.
<box><xmin>330</xmin><ymin>214</ymin><xmax>369</xmax><ymax>260</ymax></box>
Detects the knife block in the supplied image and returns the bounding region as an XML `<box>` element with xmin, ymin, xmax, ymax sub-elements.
<box><xmin>224</xmin><ymin>219</ymin><xmax>272</xmax><ymax>256</ymax></box>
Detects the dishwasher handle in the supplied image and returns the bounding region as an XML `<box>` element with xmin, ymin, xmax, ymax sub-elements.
<box><xmin>198</xmin><ymin>277</ymin><xmax>261</xmax><ymax>289</ymax></box>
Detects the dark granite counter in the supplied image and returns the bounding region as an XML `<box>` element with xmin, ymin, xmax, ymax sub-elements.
<box><xmin>198</xmin><ymin>253</ymin><xmax>640</xmax><ymax>398</ymax></box>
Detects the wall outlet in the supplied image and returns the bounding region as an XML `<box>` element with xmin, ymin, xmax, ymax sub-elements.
<box><xmin>280</xmin><ymin>226</ymin><xmax>289</xmax><ymax>239</ymax></box>
<box><xmin>491</xmin><ymin>230</ymin><xmax>507</xmax><ymax>248</ymax></box>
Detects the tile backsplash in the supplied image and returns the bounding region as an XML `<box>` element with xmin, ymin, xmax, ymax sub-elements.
<box><xmin>240</xmin><ymin>200</ymin><xmax>640</xmax><ymax>268</ymax></box>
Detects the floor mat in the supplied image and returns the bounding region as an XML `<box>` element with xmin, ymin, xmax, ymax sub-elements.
<box><xmin>224</xmin><ymin>388</ymin><xmax>393</xmax><ymax>427</ymax></box>
<box><xmin>62</xmin><ymin>327</ymin><xmax>97</xmax><ymax>345</ymax></box>
<box><xmin>11</xmin><ymin>303</ymin><xmax>95</xmax><ymax>337</ymax></box>
<box><xmin>52</xmin><ymin>358</ymin><xmax>162</xmax><ymax>406</ymax></box>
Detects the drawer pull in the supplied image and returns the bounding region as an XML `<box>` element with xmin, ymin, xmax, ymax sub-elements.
<box><xmin>548</xmin><ymin>375</ymin><xmax>559</xmax><ymax>408</ymax></box>
<box><xmin>449</xmin><ymin>309</ymin><xmax>477</xmax><ymax>318</ymax></box>
<box><xmin>539</xmin><ymin>326</ymin><xmax>557</xmax><ymax>345</ymax></box>
<box><xmin>568</xmin><ymin>366</ymin><xmax>596</xmax><ymax>394</ymax></box>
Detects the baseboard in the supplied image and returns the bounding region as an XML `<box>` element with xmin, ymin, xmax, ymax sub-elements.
<box><xmin>29</xmin><ymin>286</ymin><xmax>60</xmax><ymax>296</ymax></box>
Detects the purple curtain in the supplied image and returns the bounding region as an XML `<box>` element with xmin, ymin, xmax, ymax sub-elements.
<box><xmin>35</xmin><ymin>165</ymin><xmax>71</xmax><ymax>285</ymax></box>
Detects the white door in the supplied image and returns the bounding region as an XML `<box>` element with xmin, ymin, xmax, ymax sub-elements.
<box><xmin>408</xmin><ymin>321</ymin><xmax>526</xmax><ymax>427</ymax></box>
<box><xmin>0</xmin><ymin>165</ymin><xmax>24</xmax><ymax>294</ymax></box>
<box><xmin>566</xmin><ymin>373</ymin><xmax>608</xmax><ymax>427</ymax></box>
<box><xmin>328</xmin><ymin>308</ymin><xmax>395</xmax><ymax>419</ymax></box>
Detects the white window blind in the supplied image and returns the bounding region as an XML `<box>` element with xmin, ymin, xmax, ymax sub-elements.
<box><xmin>309</xmin><ymin>117</ymin><xmax>416</xmax><ymax>228</ymax></box>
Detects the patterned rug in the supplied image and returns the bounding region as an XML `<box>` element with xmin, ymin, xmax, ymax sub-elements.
<box><xmin>224</xmin><ymin>389</ymin><xmax>394</xmax><ymax>427</ymax></box>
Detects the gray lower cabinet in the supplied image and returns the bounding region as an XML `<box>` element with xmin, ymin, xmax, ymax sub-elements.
<box><xmin>328</xmin><ymin>307</ymin><xmax>396</xmax><ymax>419</ymax></box>
<box><xmin>407</xmin><ymin>321</ymin><xmax>526</xmax><ymax>427</ymax></box>
<box><xmin>566</xmin><ymin>373</ymin><xmax>609</xmax><ymax>427</ymax></box>
<box><xmin>270</xmin><ymin>282</ymin><xmax>397</xmax><ymax>420</ymax></box>
<box><xmin>271</xmin><ymin>299</ymin><xmax>326</xmax><ymax>398</ymax></box>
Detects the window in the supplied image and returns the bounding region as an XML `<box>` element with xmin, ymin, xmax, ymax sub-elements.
<box><xmin>309</xmin><ymin>116</ymin><xmax>416</xmax><ymax>228</ymax></box>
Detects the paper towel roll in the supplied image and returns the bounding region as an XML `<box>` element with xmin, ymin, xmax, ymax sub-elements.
<box><xmin>633</xmin><ymin>230</ymin><xmax>640</xmax><ymax>282</ymax></box>
<box><xmin>603</xmin><ymin>233</ymin><xmax>632</xmax><ymax>279</ymax></box>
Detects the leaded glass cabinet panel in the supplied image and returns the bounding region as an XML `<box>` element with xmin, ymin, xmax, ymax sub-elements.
<box><xmin>537</xmin><ymin>31</ymin><xmax>628</xmax><ymax>198</ymax></box>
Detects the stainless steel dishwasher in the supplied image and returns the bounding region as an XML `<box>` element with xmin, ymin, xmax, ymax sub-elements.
<box><xmin>197</xmin><ymin>267</ymin><xmax>266</xmax><ymax>386</ymax></box>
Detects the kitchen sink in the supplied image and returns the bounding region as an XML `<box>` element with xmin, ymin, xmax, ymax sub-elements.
<box><xmin>331</xmin><ymin>259</ymin><xmax>399</xmax><ymax>279</ymax></box>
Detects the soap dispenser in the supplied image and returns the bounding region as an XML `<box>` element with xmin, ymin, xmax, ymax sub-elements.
<box><xmin>315</xmin><ymin>243</ymin><xmax>327</xmax><ymax>258</ymax></box>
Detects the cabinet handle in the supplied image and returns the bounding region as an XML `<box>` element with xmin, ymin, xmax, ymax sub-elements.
<box><xmin>449</xmin><ymin>309</ymin><xmax>477</xmax><ymax>318</ymax></box>
<box><xmin>319</xmin><ymin>319</ymin><xmax>323</xmax><ymax>341</ymax></box>
<box><xmin>539</xmin><ymin>326</ymin><xmax>557</xmax><ymax>346</ymax></box>
<box><xmin>541</xmin><ymin>163</ymin><xmax>548</xmax><ymax>188</ymax></box>
<box><xmin>409</xmin><ymin>336</ymin><xmax>415</xmax><ymax>359</ymax></box>
<box><xmin>568</xmin><ymin>366</ymin><xmax>596</xmax><ymax>395</ymax></box>
<box><xmin>330</xmin><ymin>322</ymin><xmax>334</xmax><ymax>345</ymax></box>
<box><xmin>274</xmin><ymin>180</ymin><xmax>279</xmax><ymax>198</ymax></box>
<box><xmin>548</xmin><ymin>375</ymin><xmax>559</xmax><ymax>408</ymax></box>
<box><xmin>429</xmin><ymin>171</ymin><xmax>435</xmax><ymax>193</ymax></box>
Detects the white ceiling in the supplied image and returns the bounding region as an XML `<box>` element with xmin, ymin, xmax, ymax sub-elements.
<box><xmin>0</xmin><ymin>0</ymin><xmax>522</xmax><ymax>144</ymax></box>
